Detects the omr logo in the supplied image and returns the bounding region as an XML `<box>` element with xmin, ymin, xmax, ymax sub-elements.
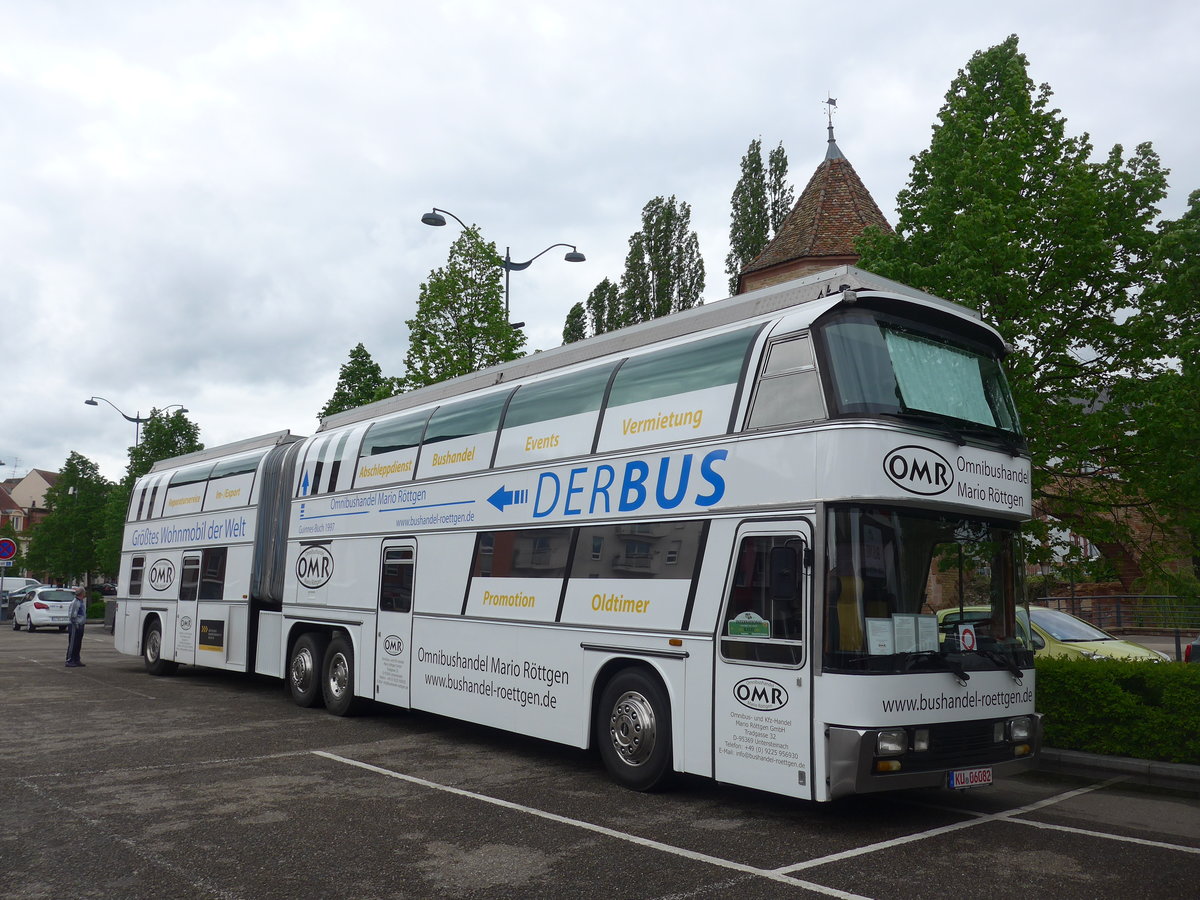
<box><xmin>148</xmin><ymin>559</ymin><xmax>175</xmax><ymax>591</ymax></box>
<box><xmin>883</xmin><ymin>446</ymin><xmax>954</xmax><ymax>496</ymax></box>
<box><xmin>383</xmin><ymin>635</ymin><xmax>404</xmax><ymax>656</ymax></box>
<box><xmin>734</xmin><ymin>677</ymin><xmax>788</xmax><ymax>711</ymax></box>
<box><xmin>180</xmin><ymin>616</ymin><xmax>192</xmax><ymax>631</ymax></box>
<box><xmin>296</xmin><ymin>545</ymin><xmax>334</xmax><ymax>589</ymax></box>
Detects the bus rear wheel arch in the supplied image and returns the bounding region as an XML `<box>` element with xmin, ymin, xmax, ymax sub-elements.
<box><xmin>595</xmin><ymin>666</ymin><xmax>674</xmax><ymax>792</ymax></box>
<box><xmin>143</xmin><ymin>617</ymin><xmax>179</xmax><ymax>676</ymax></box>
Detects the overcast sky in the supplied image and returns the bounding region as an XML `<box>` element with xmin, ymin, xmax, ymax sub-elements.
<box><xmin>3</xmin><ymin>0</ymin><xmax>1197</xmax><ymax>483</ymax></box>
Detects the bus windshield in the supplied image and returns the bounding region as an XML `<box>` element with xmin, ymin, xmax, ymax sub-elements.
<box><xmin>823</xmin><ymin>505</ymin><xmax>1032</xmax><ymax>675</ymax></box>
<box><xmin>818</xmin><ymin>310</ymin><xmax>1022</xmax><ymax>439</ymax></box>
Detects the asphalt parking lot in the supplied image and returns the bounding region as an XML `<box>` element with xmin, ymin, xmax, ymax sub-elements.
<box><xmin>2</xmin><ymin>625</ymin><xmax>1198</xmax><ymax>900</ymax></box>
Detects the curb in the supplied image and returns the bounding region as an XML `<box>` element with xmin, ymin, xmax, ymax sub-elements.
<box><xmin>1039</xmin><ymin>747</ymin><xmax>1200</xmax><ymax>791</ymax></box>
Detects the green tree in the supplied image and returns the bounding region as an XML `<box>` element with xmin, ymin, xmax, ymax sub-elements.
<box><xmin>855</xmin><ymin>35</ymin><xmax>1168</xmax><ymax>568</ymax></box>
<box><xmin>767</xmin><ymin>141</ymin><xmax>794</xmax><ymax>235</ymax></box>
<box><xmin>96</xmin><ymin>409</ymin><xmax>204</xmax><ymax>577</ymax></box>
<box><xmin>562</xmin><ymin>302</ymin><xmax>588</xmax><ymax>344</ymax></box>
<box><xmin>25</xmin><ymin>452</ymin><xmax>112</xmax><ymax>585</ymax></box>
<box><xmin>585</xmin><ymin>277</ymin><xmax>622</xmax><ymax>337</ymax></box>
<box><xmin>319</xmin><ymin>343</ymin><xmax>395</xmax><ymax>418</ymax></box>
<box><xmin>1107</xmin><ymin>189</ymin><xmax>1200</xmax><ymax>585</ymax></box>
<box><xmin>725</xmin><ymin>139</ymin><xmax>793</xmax><ymax>294</ymax></box>
<box><xmin>619</xmin><ymin>195</ymin><xmax>705</xmax><ymax>325</ymax></box>
<box><xmin>725</xmin><ymin>138</ymin><xmax>768</xmax><ymax>294</ymax></box>
<box><xmin>402</xmin><ymin>227</ymin><xmax>525</xmax><ymax>390</ymax></box>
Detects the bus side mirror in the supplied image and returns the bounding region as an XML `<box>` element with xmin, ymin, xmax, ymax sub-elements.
<box><xmin>769</xmin><ymin>547</ymin><xmax>799</xmax><ymax>601</ymax></box>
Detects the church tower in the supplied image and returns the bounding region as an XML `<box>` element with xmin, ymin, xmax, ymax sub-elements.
<box><xmin>737</xmin><ymin>105</ymin><xmax>893</xmax><ymax>294</ymax></box>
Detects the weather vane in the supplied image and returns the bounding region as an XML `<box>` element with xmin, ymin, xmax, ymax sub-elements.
<box><xmin>824</xmin><ymin>95</ymin><xmax>837</xmax><ymax>128</ymax></box>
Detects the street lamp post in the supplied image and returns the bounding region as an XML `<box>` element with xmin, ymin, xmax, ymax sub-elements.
<box><xmin>420</xmin><ymin>207</ymin><xmax>585</xmax><ymax>325</ymax></box>
<box><xmin>84</xmin><ymin>398</ymin><xmax>188</xmax><ymax>446</ymax></box>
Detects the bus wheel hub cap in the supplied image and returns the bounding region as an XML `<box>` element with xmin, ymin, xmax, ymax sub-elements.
<box><xmin>609</xmin><ymin>691</ymin><xmax>655</xmax><ymax>766</ymax></box>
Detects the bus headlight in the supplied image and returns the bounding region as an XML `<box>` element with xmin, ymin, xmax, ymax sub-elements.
<box><xmin>1008</xmin><ymin>716</ymin><xmax>1032</xmax><ymax>742</ymax></box>
<box><xmin>877</xmin><ymin>730</ymin><xmax>907</xmax><ymax>757</ymax></box>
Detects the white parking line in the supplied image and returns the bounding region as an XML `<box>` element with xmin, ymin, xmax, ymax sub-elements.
<box><xmin>313</xmin><ymin>750</ymin><xmax>874</xmax><ymax>900</ymax></box>
<box><xmin>1008</xmin><ymin>816</ymin><xmax>1200</xmax><ymax>854</ymax></box>
<box><xmin>778</xmin><ymin>777</ymin><xmax>1200</xmax><ymax>874</ymax></box>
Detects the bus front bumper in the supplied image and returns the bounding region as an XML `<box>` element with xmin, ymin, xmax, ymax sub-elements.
<box><xmin>826</xmin><ymin>713</ymin><xmax>1043</xmax><ymax>799</ymax></box>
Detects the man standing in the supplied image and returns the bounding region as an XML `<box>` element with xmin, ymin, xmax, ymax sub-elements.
<box><xmin>66</xmin><ymin>587</ymin><xmax>86</xmax><ymax>668</ymax></box>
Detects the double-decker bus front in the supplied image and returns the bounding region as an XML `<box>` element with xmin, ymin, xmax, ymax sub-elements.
<box><xmin>808</xmin><ymin>295</ymin><xmax>1039</xmax><ymax>797</ymax></box>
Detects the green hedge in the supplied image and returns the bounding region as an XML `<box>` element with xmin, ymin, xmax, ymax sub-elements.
<box><xmin>1035</xmin><ymin>657</ymin><xmax>1200</xmax><ymax>764</ymax></box>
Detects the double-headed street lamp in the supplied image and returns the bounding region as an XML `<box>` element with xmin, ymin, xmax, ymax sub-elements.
<box><xmin>420</xmin><ymin>207</ymin><xmax>585</xmax><ymax>326</ymax></box>
<box><xmin>84</xmin><ymin>397</ymin><xmax>188</xmax><ymax>447</ymax></box>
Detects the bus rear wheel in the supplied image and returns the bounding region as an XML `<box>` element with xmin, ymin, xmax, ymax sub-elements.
<box><xmin>144</xmin><ymin>619</ymin><xmax>178</xmax><ymax>676</ymax></box>
<box><xmin>289</xmin><ymin>633</ymin><xmax>328</xmax><ymax>708</ymax></box>
<box><xmin>322</xmin><ymin>635</ymin><xmax>361</xmax><ymax>716</ymax></box>
<box><xmin>596</xmin><ymin>668</ymin><xmax>673</xmax><ymax>791</ymax></box>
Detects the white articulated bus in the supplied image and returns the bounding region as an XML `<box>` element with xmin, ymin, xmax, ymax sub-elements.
<box><xmin>115</xmin><ymin>266</ymin><xmax>1040</xmax><ymax>801</ymax></box>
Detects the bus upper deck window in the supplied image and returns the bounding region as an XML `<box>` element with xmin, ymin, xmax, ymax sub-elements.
<box><xmin>747</xmin><ymin>334</ymin><xmax>825</xmax><ymax>429</ymax></box>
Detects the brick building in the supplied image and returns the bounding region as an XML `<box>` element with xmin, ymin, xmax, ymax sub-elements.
<box><xmin>736</xmin><ymin>123</ymin><xmax>892</xmax><ymax>294</ymax></box>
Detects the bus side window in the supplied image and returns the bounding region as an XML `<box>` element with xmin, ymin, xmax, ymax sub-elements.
<box><xmin>129</xmin><ymin>556</ymin><xmax>145</xmax><ymax>596</ymax></box>
<box><xmin>380</xmin><ymin>548</ymin><xmax>414</xmax><ymax>613</ymax></box>
<box><xmin>720</xmin><ymin>535</ymin><xmax>805</xmax><ymax>665</ymax></box>
<box><xmin>747</xmin><ymin>334</ymin><xmax>825</xmax><ymax>429</ymax></box>
<box><xmin>180</xmin><ymin>557</ymin><xmax>200</xmax><ymax>603</ymax></box>
<box><xmin>198</xmin><ymin>548</ymin><xmax>228</xmax><ymax>600</ymax></box>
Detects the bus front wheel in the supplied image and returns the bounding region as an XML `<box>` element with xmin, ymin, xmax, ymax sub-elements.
<box><xmin>596</xmin><ymin>668</ymin><xmax>673</xmax><ymax>791</ymax></box>
<box><xmin>289</xmin><ymin>633</ymin><xmax>328</xmax><ymax>708</ymax></box>
<box><xmin>144</xmin><ymin>619</ymin><xmax>178</xmax><ymax>676</ymax></box>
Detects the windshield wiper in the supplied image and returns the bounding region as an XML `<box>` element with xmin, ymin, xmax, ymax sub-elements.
<box><xmin>895</xmin><ymin>411</ymin><xmax>966</xmax><ymax>446</ymax></box>
<box><xmin>973</xmin><ymin>647</ymin><xmax>1024</xmax><ymax>680</ymax></box>
<box><xmin>902</xmin><ymin>650</ymin><xmax>970</xmax><ymax>683</ymax></box>
<box><xmin>956</xmin><ymin>423</ymin><xmax>1026</xmax><ymax>458</ymax></box>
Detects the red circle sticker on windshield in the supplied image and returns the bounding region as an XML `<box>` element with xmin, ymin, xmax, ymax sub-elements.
<box><xmin>958</xmin><ymin>623</ymin><xmax>977</xmax><ymax>651</ymax></box>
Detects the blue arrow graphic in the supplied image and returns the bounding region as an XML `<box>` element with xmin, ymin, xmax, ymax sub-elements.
<box><xmin>301</xmin><ymin>471</ymin><xmax>311</xmax><ymax>497</ymax></box>
<box><xmin>487</xmin><ymin>485</ymin><xmax>529</xmax><ymax>512</ymax></box>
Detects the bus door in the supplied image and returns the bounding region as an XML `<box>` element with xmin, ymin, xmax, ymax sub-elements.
<box><xmin>713</xmin><ymin>524</ymin><xmax>814</xmax><ymax>799</ymax></box>
<box><xmin>374</xmin><ymin>540</ymin><xmax>416</xmax><ymax>709</ymax></box>
<box><xmin>174</xmin><ymin>553</ymin><xmax>200</xmax><ymax>667</ymax></box>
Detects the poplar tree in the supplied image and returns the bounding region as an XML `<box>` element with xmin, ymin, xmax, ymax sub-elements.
<box><xmin>767</xmin><ymin>141</ymin><xmax>794</xmax><ymax>234</ymax></box>
<box><xmin>402</xmin><ymin>227</ymin><xmax>525</xmax><ymax>390</ymax></box>
<box><xmin>619</xmin><ymin>195</ymin><xmax>704</xmax><ymax>325</ymax></box>
<box><xmin>585</xmin><ymin>277</ymin><xmax>622</xmax><ymax>336</ymax></box>
<box><xmin>725</xmin><ymin>139</ymin><xmax>793</xmax><ymax>294</ymax></box>
<box><xmin>562</xmin><ymin>302</ymin><xmax>588</xmax><ymax>344</ymax></box>
<box><xmin>725</xmin><ymin>138</ymin><xmax>768</xmax><ymax>294</ymax></box>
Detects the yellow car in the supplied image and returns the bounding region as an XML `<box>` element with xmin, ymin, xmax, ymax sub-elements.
<box><xmin>1026</xmin><ymin>607</ymin><xmax>1168</xmax><ymax>662</ymax></box>
<box><xmin>936</xmin><ymin>606</ymin><xmax>1168</xmax><ymax>662</ymax></box>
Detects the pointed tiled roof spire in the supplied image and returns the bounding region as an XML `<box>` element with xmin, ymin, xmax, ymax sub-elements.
<box><xmin>737</xmin><ymin>108</ymin><xmax>892</xmax><ymax>294</ymax></box>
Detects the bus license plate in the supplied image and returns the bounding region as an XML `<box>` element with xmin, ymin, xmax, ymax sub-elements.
<box><xmin>948</xmin><ymin>766</ymin><xmax>992</xmax><ymax>789</ymax></box>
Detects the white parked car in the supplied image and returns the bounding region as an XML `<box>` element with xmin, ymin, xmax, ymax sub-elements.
<box><xmin>12</xmin><ymin>587</ymin><xmax>75</xmax><ymax>633</ymax></box>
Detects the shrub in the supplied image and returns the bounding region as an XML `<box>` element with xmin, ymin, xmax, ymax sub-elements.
<box><xmin>1036</xmin><ymin>657</ymin><xmax>1200</xmax><ymax>764</ymax></box>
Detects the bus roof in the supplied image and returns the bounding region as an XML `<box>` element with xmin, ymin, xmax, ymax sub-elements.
<box><xmin>145</xmin><ymin>430</ymin><xmax>304</xmax><ymax>474</ymax></box>
<box><xmin>320</xmin><ymin>266</ymin><xmax>981</xmax><ymax>432</ymax></box>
